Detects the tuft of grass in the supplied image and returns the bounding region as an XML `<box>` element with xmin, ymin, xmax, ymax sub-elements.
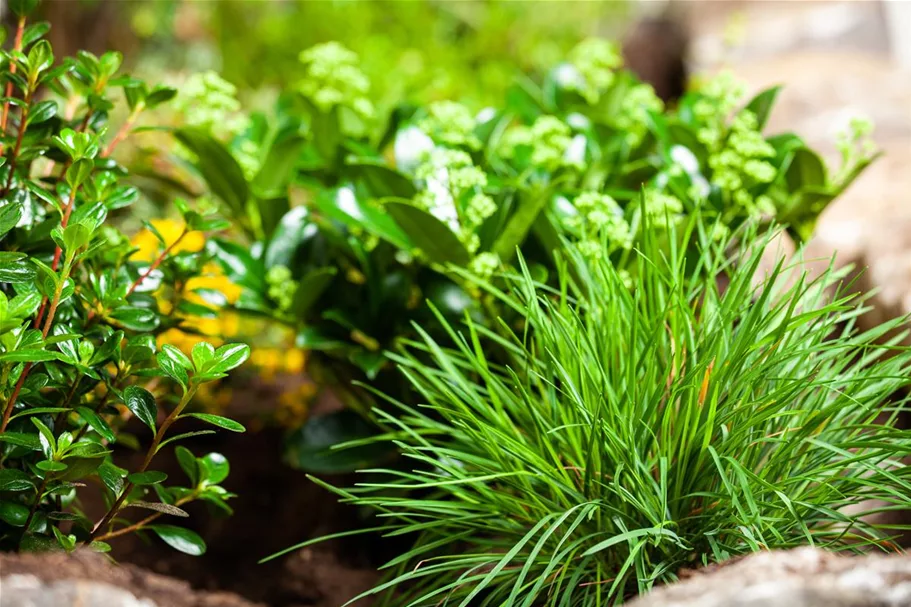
<box><xmin>274</xmin><ymin>221</ymin><xmax>911</xmax><ymax>605</ymax></box>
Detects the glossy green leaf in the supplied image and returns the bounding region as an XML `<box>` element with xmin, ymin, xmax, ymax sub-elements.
<box><xmin>264</xmin><ymin>206</ymin><xmax>312</xmax><ymax>268</ymax></box>
<box><xmin>160</xmin><ymin>344</ymin><xmax>192</xmax><ymax>369</ymax></box>
<box><xmin>157</xmin><ymin>349</ymin><xmax>189</xmax><ymax>388</ymax></box>
<box><xmin>174</xmin><ymin>128</ymin><xmax>250</xmax><ymax>224</ymax></box>
<box><xmin>0</xmin><ymin>432</ymin><xmax>41</xmax><ymax>450</ymax></box>
<box><xmin>291</xmin><ymin>267</ymin><xmax>336</xmax><ymax>318</ymax></box>
<box><xmin>97</xmin><ymin>461</ymin><xmax>126</xmax><ymax>495</ymax></box>
<box><xmin>36</xmin><ymin>460</ymin><xmax>67</xmax><ymax>472</ymax></box>
<box><xmin>0</xmin><ymin>500</ymin><xmax>30</xmax><ymax>526</ymax></box>
<box><xmin>75</xmin><ymin>406</ymin><xmax>116</xmax><ymax>443</ymax></box>
<box><xmin>0</xmin><ymin>349</ymin><xmax>59</xmax><ymax>363</ymax></box>
<box><xmin>0</xmin><ymin>469</ymin><xmax>35</xmax><ymax>492</ymax></box>
<box><xmin>183</xmin><ymin>413</ymin><xmax>245</xmax><ymax>433</ymax></box>
<box><xmin>200</xmin><ymin>452</ymin><xmax>230</xmax><ymax>484</ymax></box>
<box><xmin>206</xmin><ymin>238</ymin><xmax>266</xmax><ymax>293</ymax></box>
<box><xmin>314</xmin><ymin>186</ymin><xmax>412</xmax><ymax>251</ymax></box>
<box><xmin>743</xmin><ymin>85</ymin><xmax>782</xmax><ymax>131</ymax></box>
<box><xmin>284</xmin><ymin>410</ymin><xmax>394</xmax><ymax>473</ymax></box>
<box><xmin>149</xmin><ymin>524</ymin><xmax>207</xmax><ymax>556</ymax></box>
<box><xmin>9</xmin><ymin>406</ymin><xmax>70</xmax><ymax>422</ymax></box>
<box><xmin>122</xmin><ymin>386</ymin><xmax>157</xmax><ymax>432</ymax></box>
<box><xmin>110</xmin><ymin>306</ymin><xmax>159</xmax><ymax>331</ymax></box>
<box><xmin>175</xmin><ymin>446</ymin><xmax>198</xmax><ymax>485</ymax></box>
<box><xmin>385</xmin><ymin>201</ymin><xmax>470</xmax><ymax>266</ymax></box>
<box><xmin>0</xmin><ymin>257</ymin><xmax>36</xmax><ymax>283</ymax></box>
<box><xmin>127</xmin><ymin>471</ymin><xmax>167</xmax><ymax>485</ymax></box>
<box><xmin>0</xmin><ymin>203</ymin><xmax>21</xmax><ymax>238</ymax></box>
<box><xmin>211</xmin><ymin>343</ymin><xmax>250</xmax><ymax>373</ymax></box>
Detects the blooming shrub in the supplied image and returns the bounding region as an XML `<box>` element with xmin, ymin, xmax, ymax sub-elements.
<box><xmin>172</xmin><ymin>38</ymin><xmax>876</xmax><ymax>469</ymax></box>
<box><xmin>0</xmin><ymin>1</ymin><xmax>249</xmax><ymax>555</ymax></box>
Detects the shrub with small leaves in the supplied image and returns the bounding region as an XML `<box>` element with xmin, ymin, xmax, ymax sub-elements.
<box><xmin>0</xmin><ymin>0</ymin><xmax>249</xmax><ymax>556</ymax></box>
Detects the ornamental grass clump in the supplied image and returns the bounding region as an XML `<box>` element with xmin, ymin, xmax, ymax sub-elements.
<box><xmin>281</xmin><ymin>220</ymin><xmax>911</xmax><ymax>605</ymax></box>
<box><xmin>0</xmin><ymin>0</ymin><xmax>250</xmax><ymax>556</ymax></box>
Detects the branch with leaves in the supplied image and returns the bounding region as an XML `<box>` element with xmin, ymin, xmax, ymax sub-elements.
<box><xmin>0</xmin><ymin>0</ymin><xmax>248</xmax><ymax>557</ymax></box>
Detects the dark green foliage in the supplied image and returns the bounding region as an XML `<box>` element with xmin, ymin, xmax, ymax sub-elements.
<box><xmin>0</xmin><ymin>2</ymin><xmax>249</xmax><ymax>555</ymax></box>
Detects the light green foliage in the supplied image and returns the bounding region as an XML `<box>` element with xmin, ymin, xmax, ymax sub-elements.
<box><xmin>175</xmin><ymin>71</ymin><xmax>248</xmax><ymax>138</ymax></box>
<box><xmin>286</xmin><ymin>221</ymin><xmax>911</xmax><ymax>604</ymax></box>
<box><xmin>564</xmin><ymin>38</ymin><xmax>623</xmax><ymax>104</ymax></box>
<box><xmin>266</xmin><ymin>265</ymin><xmax>295</xmax><ymax>312</ymax></box>
<box><xmin>419</xmin><ymin>101</ymin><xmax>481</xmax><ymax>150</ymax></box>
<box><xmin>126</xmin><ymin>1</ymin><xmax>632</xmax><ymax>111</ymax></box>
<box><xmin>298</xmin><ymin>42</ymin><xmax>374</xmax><ymax>121</ymax></box>
<box><xmin>178</xmin><ymin>37</ymin><xmax>873</xmax><ymax>473</ymax></box>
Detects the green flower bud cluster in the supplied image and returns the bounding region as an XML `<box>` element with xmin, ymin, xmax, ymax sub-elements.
<box><xmin>176</xmin><ymin>71</ymin><xmax>249</xmax><ymax>140</ymax></box>
<box><xmin>571</xmin><ymin>192</ymin><xmax>632</xmax><ymax>258</ymax></box>
<box><xmin>641</xmin><ymin>190</ymin><xmax>684</xmax><ymax>223</ymax></box>
<box><xmin>613</xmin><ymin>83</ymin><xmax>664</xmax><ymax>147</ymax></box>
<box><xmin>419</xmin><ymin>101</ymin><xmax>481</xmax><ymax>150</ymax></box>
<box><xmin>412</xmin><ymin>149</ymin><xmax>494</xmax><ymax>254</ymax></box>
<box><xmin>298</xmin><ymin>42</ymin><xmax>374</xmax><ymax>121</ymax></box>
<box><xmin>836</xmin><ymin>114</ymin><xmax>877</xmax><ymax>178</ymax></box>
<box><xmin>469</xmin><ymin>252</ymin><xmax>500</xmax><ymax>279</ymax></box>
<box><xmin>266</xmin><ymin>265</ymin><xmax>296</xmax><ymax>312</ymax></box>
<box><xmin>693</xmin><ymin>72</ymin><xmax>748</xmax><ymax>149</ymax></box>
<box><xmin>708</xmin><ymin>111</ymin><xmax>777</xmax><ymax>214</ymax></box>
<box><xmin>501</xmin><ymin>116</ymin><xmax>575</xmax><ymax>171</ymax></box>
<box><xmin>565</xmin><ymin>38</ymin><xmax>622</xmax><ymax>104</ymax></box>
<box><xmin>233</xmin><ymin>138</ymin><xmax>262</xmax><ymax>181</ymax></box>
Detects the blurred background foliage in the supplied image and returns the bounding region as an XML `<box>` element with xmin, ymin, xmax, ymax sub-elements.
<box><xmin>41</xmin><ymin>0</ymin><xmax>635</xmax><ymax>112</ymax></box>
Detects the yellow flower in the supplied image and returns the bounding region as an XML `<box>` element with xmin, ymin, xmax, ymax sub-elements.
<box><xmin>186</xmin><ymin>263</ymin><xmax>242</xmax><ymax>305</ymax></box>
<box><xmin>130</xmin><ymin>219</ymin><xmax>205</xmax><ymax>263</ymax></box>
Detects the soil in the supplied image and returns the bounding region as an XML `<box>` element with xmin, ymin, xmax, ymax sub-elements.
<box><xmin>75</xmin><ymin>376</ymin><xmax>388</xmax><ymax>607</ymax></box>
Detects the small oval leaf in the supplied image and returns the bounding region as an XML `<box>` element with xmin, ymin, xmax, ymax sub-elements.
<box><xmin>149</xmin><ymin>524</ymin><xmax>206</xmax><ymax>556</ymax></box>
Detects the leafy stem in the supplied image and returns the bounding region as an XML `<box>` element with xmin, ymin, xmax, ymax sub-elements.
<box><xmin>19</xmin><ymin>474</ymin><xmax>49</xmax><ymax>547</ymax></box>
<box><xmin>35</xmin><ymin>185</ymin><xmax>81</xmax><ymax>330</ymax></box>
<box><xmin>2</xmin><ymin>90</ymin><xmax>32</xmax><ymax>196</ymax></box>
<box><xmin>1</xmin><ymin>255</ymin><xmax>75</xmax><ymax>433</ymax></box>
<box><xmin>102</xmin><ymin>102</ymin><xmax>144</xmax><ymax>158</ymax></box>
<box><xmin>87</xmin><ymin>384</ymin><xmax>198</xmax><ymax>543</ymax></box>
<box><xmin>0</xmin><ymin>15</ymin><xmax>26</xmax><ymax>156</ymax></box>
<box><xmin>126</xmin><ymin>227</ymin><xmax>188</xmax><ymax>297</ymax></box>
<box><xmin>94</xmin><ymin>493</ymin><xmax>195</xmax><ymax>543</ymax></box>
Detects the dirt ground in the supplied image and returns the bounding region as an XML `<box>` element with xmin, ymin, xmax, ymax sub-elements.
<box><xmin>94</xmin><ymin>423</ymin><xmax>385</xmax><ymax>607</ymax></box>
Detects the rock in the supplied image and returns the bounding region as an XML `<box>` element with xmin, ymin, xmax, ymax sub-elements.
<box><xmin>1</xmin><ymin>574</ymin><xmax>156</xmax><ymax>607</ymax></box>
<box><xmin>628</xmin><ymin>547</ymin><xmax>911</xmax><ymax>607</ymax></box>
<box><xmin>0</xmin><ymin>551</ymin><xmax>262</xmax><ymax>607</ymax></box>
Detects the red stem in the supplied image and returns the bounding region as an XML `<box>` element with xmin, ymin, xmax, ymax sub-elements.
<box><xmin>2</xmin><ymin>96</ymin><xmax>31</xmax><ymax>196</ymax></box>
<box><xmin>2</xmin><ymin>266</ymin><xmax>70</xmax><ymax>433</ymax></box>
<box><xmin>102</xmin><ymin>105</ymin><xmax>142</xmax><ymax>159</ymax></box>
<box><xmin>0</xmin><ymin>16</ymin><xmax>26</xmax><ymax>156</ymax></box>
<box><xmin>126</xmin><ymin>230</ymin><xmax>187</xmax><ymax>297</ymax></box>
<box><xmin>87</xmin><ymin>389</ymin><xmax>193</xmax><ymax>542</ymax></box>
<box><xmin>33</xmin><ymin>187</ymin><xmax>79</xmax><ymax>330</ymax></box>
<box><xmin>0</xmin><ymin>367</ymin><xmax>30</xmax><ymax>433</ymax></box>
